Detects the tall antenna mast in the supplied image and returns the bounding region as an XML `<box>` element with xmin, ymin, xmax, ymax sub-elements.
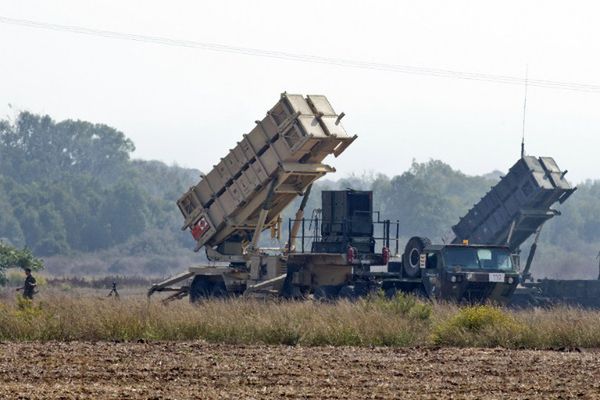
<box><xmin>521</xmin><ymin>65</ymin><xmax>529</xmax><ymax>159</ymax></box>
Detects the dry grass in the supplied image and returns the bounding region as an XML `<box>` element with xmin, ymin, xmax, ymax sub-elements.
<box><xmin>1</xmin><ymin>291</ymin><xmax>600</xmax><ymax>348</ymax></box>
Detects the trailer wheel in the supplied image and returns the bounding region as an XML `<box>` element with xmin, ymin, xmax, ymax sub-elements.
<box><xmin>189</xmin><ymin>276</ymin><xmax>212</xmax><ymax>303</ymax></box>
<box><xmin>402</xmin><ymin>236</ymin><xmax>431</xmax><ymax>278</ymax></box>
<box><xmin>281</xmin><ymin>265</ymin><xmax>306</xmax><ymax>300</ymax></box>
<box><xmin>211</xmin><ymin>280</ymin><xmax>228</xmax><ymax>298</ymax></box>
<box><xmin>313</xmin><ymin>286</ymin><xmax>329</xmax><ymax>301</ymax></box>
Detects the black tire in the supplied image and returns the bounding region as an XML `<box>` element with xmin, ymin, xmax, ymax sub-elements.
<box><xmin>313</xmin><ymin>286</ymin><xmax>329</xmax><ymax>301</ymax></box>
<box><xmin>281</xmin><ymin>265</ymin><xmax>302</xmax><ymax>300</ymax></box>
<box><xmin>313</xmin><ymin>286</ymin><xmax>341</xmax><ymax>301</ymax></box>
<box><xmin>338</xmin><ymin>285</ymin><xmax>356</xmax><ymax>300</ymax></box>
<box><xmin>411</xmin><ymin>285</ymin><xmax>428</xmax><ymax>299</ymax></box>
<box><xmin>384</xmin><ymin>287</ymin><xmax>398</xmax><ymax>298</ymax></box>
<box><xmin>189</xmin><ymin>276</ymin><xmax>212</xmax><ymax>303</ymax></box>
<box><xmin>402</xmin><ymin>236</ymin><xmax>431</xmax><ymax>278</ymax></box>
<box><xmin>211</xmin><ymin>280</ymin><xmax>228</xmax><ymax>298</ymax></box>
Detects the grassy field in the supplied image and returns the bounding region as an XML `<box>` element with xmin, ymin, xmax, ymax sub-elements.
<box><xmin>1</xmin><ymin>290</ymin><xmax>600</xmax><ymax>349</ymax></box>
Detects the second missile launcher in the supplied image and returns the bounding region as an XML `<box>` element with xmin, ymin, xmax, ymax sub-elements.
<box><xmin>452</xmin><ymin>156</ymin><xmax>575</xmax><ymax>251</ymax></box>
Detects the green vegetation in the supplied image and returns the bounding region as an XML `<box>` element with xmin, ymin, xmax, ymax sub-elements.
<box><xmin>431</xmin><ymin>305</ymin><xmax>526</xmax><ymax>347</ymax></box>
<box><xmin>0</xmin><ymin>112</ymin><xmax>199</xmax><ymax>276</ymax></box>
<box><xmin>0</xmin><ymin>111</ymin><xmax>598</xmax><ymax>278</ymax></box>
<box><xmin>1</xmin><ymin>293</ymin><xmax>600</xmax><ymax>348</ymax></box>
<box><xmin>0</xmin><ymin>112</ymin><xmax>198</xmax><ymax>255</ymax></box>
<box><xmin>0</xmin><ymin>242</ymin><xmax>43</xmax><ymax>285</ymax></box>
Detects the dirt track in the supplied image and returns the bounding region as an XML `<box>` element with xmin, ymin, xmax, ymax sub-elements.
<box><xmin>1</xmin><ymin>342</ymin><xmax>599</xmax><ymax>399</ymax></box>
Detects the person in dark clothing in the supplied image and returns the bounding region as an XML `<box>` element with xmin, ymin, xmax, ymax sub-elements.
<box><xmin>16</xmin><ymin>268</ymin><xmax>37</xmax><ymax>299</ymax></box>
<box><xmin>107</xmin><ymin>281</ymin><xmax>119</xmax><ymax>298</ymax></box>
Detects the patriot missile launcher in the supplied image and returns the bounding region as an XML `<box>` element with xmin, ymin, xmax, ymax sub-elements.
<box><xmin>149</xmin><ymin>93</ymin><xmax>357</xmax><ymax>300</ymax></box>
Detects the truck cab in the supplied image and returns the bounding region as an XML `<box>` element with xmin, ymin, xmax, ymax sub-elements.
<box><xmin>419</xmin><ymin>243</ymin><xmax>519</xmax><ymax>303</ymax></box>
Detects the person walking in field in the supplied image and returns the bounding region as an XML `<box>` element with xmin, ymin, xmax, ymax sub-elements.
<box><xmin>16</xmin><ymin>268</ymin><xmax>37</xmax><ymax>300</ymax></box>
<box><xmin>107</xmin><ymin>281</ymin><xmax>120</xmax><ymax>298</ymax></box>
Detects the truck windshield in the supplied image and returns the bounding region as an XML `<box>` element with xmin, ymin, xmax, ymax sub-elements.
<box><xmin>443</xmin><ymin>247</ymin><xmax>513</xmax><ymax>271</ymax></box>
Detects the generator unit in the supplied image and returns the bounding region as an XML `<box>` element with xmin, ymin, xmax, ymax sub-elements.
<box><xmin>312</xmin><ymin>190</ymin><xmax>375</xmax><ymax>254</ymax></box>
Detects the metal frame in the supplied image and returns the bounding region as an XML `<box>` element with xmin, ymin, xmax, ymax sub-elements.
<box><xmin>287</xmin><ymin>214</ymin><xmax>400</xmax><ymax>255</ymax></box>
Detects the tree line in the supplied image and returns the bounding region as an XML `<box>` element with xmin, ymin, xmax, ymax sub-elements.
<box><xmin>0</xmin><ymin>112</ymin><xmax>197</xmax><ymax>256</ymax></box>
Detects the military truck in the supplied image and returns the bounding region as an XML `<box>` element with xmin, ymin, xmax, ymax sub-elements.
<box><xmin>381</xmin><ymin>242</ymin><xmax>520</xmax><ymax>303</ymax></box>
<box><xmin>352</xmin><ymin>156</ymin><xmax>575</xmax><ymax>304</ymax></box>
<box><xmin>289</xmin><ymin>189</ymin><xmax>521</xmax><ymax>303</ymax></box>
<box><xmin>446</xmin><ymin>155</ymin><xmax>579</xmax><ymax>305</ymax></box>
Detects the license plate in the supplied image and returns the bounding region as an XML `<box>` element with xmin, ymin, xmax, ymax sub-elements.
<box><xmin>488</xmin><ymin>273</ymin><xmax>505</xmax><ymax>283</ymax></box>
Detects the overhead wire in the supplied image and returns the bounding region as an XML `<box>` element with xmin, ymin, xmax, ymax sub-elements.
<box><xmin>1</xmin><ymin>15</ymin><xmax>600</xmax><ymax>93</ymax></box>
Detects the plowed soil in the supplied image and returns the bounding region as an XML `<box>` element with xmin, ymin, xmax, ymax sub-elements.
<box><xmin>1</xmin><ymin>342</ymin><xmax>599</xmax><ymax>399</ymax></box>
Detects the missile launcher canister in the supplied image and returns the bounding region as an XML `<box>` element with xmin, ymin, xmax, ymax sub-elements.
<box><xmin>177</xmin><ymin>93</ymin><xmax>356</xmax><ymax>252</ymax></box>
<box><xmin>452</xmin><ymin>156</ymin><xmax>576</xmax><ymax>250</ymax></box>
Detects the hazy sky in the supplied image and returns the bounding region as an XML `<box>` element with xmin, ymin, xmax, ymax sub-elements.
<box><xmin>1</xmin><ymin>1</ymin><xmax>598</xmax><ymax>183</ymax></box>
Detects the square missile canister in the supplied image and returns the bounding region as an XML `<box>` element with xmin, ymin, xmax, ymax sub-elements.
<box><xmin>177</xmin><ymin>188</ymin><xmax>198</xmax><ymax>220</ymax></box>
<box><xmin>244</xmin><ymin>127</ymin><xmax>270</xmax><ymax>158</ymax></box>
<box><xmin>284</xmin><ymin>94</ymin><xmax>314</xmax><ymax>114</ymax></box>
<box><xmin>205</xmin><ymin>160</ymin><xmax>231</xmax><ymax>194</ymax></box>
<box><xmin>234</xmin><ymin>172</ymin><xmax>254</xmax><ymax>198</ymax></box>
<box><xmin>516</xmin><ymin>156</ymin><xmax>570</xmax><ymax>208</ymax></box>
<box><xmin>538</xmin><ymin>157</ymin><xmax>570</xmax><ymax>189</ymax></box>
<box><xmin>243</xmin><ymin>159</ymin><xmax>269</xmax><ymax>189</ymax></box>
<box><xmin>306</xmin><ymin>94</ymin><xmax>348</xmax><ymax>138</ymax></box>
<box><xmin>272</xmin><ymin>93</ymin><xmax>352</xmax><ymax>162</ymax></box>
<box><xmin>206</xmin><ymin>201</ymin><xmax>226</xmax><ymax>229</ymax></box>
<box><xmin>223</xmin><ymin>148</ymin><xmax>246</xmax><ymax>174</ymax></box>
<box><xmin>191</xmin><ymin>179</ymin><xmax>212</xmax><ymax>206</ymax></box>
<box><xmin>519</xmin><ymin>156</ymin><xmax>555</xmax><ymax>191</ymax></box>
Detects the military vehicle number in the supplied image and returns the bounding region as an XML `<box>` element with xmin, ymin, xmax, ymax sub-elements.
<box><xmin>488</xmin><ymin>273</ymin><xmax>505</xmax><ymax>283</ymax></box>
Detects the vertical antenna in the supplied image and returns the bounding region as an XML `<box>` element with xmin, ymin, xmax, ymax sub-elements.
<box><xmin>597</xmin><ymin>250</ymin><xmax>600</xmax><ymax>280</ymax></box>
<box><xmin>521</xmin><ymin>65</ymin><xmax>529</xmax><ymax>159</ymax></box>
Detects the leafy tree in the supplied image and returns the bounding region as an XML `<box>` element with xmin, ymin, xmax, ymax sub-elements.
<box><xmin>0</xmin><ymin>181</ymin><xmax>25</xmax><ymax>247</ymax></box>
<box><xmin>100</xmin><ymin>182</ymin><xmax>149</xmax><ymax>245</ymax></box>
<box><xmin>0</xmin><ymin>112</ymin><xmax>134</xmax><ymax>183</ymax></box>
<box><xmin>0</xmin><ymin>241</ymin><xmax>43</xmax><ymax>285</ymax></box>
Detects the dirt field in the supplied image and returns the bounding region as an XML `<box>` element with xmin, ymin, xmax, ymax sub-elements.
<box><xmin>1</xmin><ymin>342</ymin><xmax>599</xmax><ymax>399</ymax></box>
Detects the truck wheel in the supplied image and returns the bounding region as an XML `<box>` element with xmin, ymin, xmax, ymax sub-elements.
<box><xmin>338</xmin><ymin>285</ymin><xmax>356</xmax><ymax>300</ymax></box>
<box><xmin>189</xmin><ymin>276</ymin><xmax>212</xmax><ymax>303</ymax></box>
<box><xmin>411</xmin><ymin>286</ymin><xmax>428</xmax><ymax>299</ymax></box>
<box><xmin>402</xmin><ymin>236</ymin><xmax>431</xmax><ymax>278</ymax></box>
